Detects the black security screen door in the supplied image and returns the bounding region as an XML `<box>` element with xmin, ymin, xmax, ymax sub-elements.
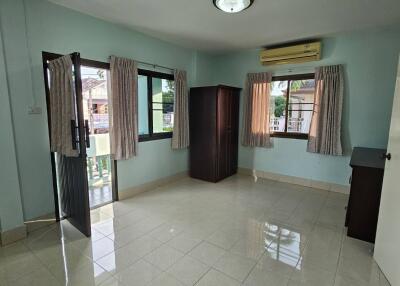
<box><xmin>43</xmin><ymin>52</ymin><xmax>91</xmax><ymax>237</ymax></box>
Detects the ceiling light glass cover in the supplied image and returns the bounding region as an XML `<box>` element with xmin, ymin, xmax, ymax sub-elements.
<box><xmin>213</xmin><ymin>0</ymin><xmax>254</xmax><ymax>13</ymax></box>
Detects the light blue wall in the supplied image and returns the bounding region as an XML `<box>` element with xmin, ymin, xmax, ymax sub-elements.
<box><xmin>192</xmin><ymin>51</ymin><xmax>218</xmax><ymax>87</ymax></box>
<box><xmin>0</xmin><ymin>26</ymin><xmax>25</xmax><ymax>231</ymax></box>
<box><xmin>0</xmin><ymin>0</ymin><xmax>207</xmax><ymax>225</ymax></box>
<box><xmin>118</xmin><ymin>139</ymin><xmax>187</xmax><ymax>190</ymax></box>
<box><xmin>212</xmin><ymin>26</ymin><xmax>400</xmax><ymax>185</ymax></box>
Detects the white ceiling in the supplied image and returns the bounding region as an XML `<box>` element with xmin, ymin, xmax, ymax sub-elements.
<box><xmin>49</xmin><ymin>0</ymin><xmax>400</xmax><ymax>52</ymax></box>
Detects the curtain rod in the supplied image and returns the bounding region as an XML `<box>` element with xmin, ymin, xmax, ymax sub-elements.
<box><xmin>109</xmin><ymin>56</ymin><xmax>174</xmax><ymax>72</ymax></box>
<box><xmin>274</xmin><ymin>63</ymin><xmax>344</xmax><ymax>73</ymax></box>
<box><xmin>271</xmin><ymin>65</ymin><xmax>317</xmax><ymax>73</ymax></box>
<box><xmin>137</xmin><ymin>61</ymin><xmax>175</xmax><ymax>72</ymax></box>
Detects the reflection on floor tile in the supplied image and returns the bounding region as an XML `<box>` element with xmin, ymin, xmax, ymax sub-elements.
<box><xmin>0</xmin><ymin>175</ymin><xmax>390</xmax><ymax>286</ymax></box>
<box><xmin>89</xmin><ymin>183</ymin><xmax>112</xmax><ymax>209</ymax></box>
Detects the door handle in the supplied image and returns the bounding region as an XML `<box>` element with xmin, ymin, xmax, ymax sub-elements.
<box><xmin>70</xmin><ymin>119</ymin><xmax>78</xmax><ymax>150</ymax></box>
<box><xmin>381</xmin><ymin>153</ymin><xmax>391</xmax><ymax>161</ymax></box>
<box><xmin>84</xmin><ymin>120</ymin><xmax>90</xmax><ymax>148</ymax></box>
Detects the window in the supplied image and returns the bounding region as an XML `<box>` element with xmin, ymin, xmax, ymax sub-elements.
<box><xmin>270</xmin><ymin>74</ymin><xmax>315</xmax><ymax>139</ymax></box>
<box><xmin>138</xmin><ymin>70</ymin><xmax>175</xmax><ymax>141</ymax></box>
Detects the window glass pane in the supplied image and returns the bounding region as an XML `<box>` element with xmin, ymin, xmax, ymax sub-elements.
<box><xmin>81</xmin><ymin>67</ymin><xmax>110</xmax><ymax>134</ymax></box>
<box><xmin>287</xmin><ymin>111</ymin><xmax>313</xmax><ymax>133</ymax></box>
<box><xmin>288</xmin><ymin>79</ymin><xmax>315</xmax><ymax>104</ymax></box>
<box><xmin>270</xmin><ymin>80</ymin><xmax>287</xmax><ymax>132</ymax></box>
<box><xmin>138</xmin><ymin>75</ymin><xmax>149</xmax><ymax>135</ymax></box>
<box><xmin>152</xmin><ymin>78</ymin><xmax>174</xmax><ymax>133</ymax></box>
<box><xmin>288</xmin><ymin>79</ymin><xmax>315</xmax><ymax>134</ymax></box>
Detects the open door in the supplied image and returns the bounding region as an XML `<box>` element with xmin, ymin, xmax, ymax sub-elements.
<box><xmin>374</xmin><ymin>55</ymin><xmax>400</xmax><ymax>285</ymax></box>
<box><xmin>43</xmin><ymin>52</ymin><xmax>91</xmax><ymax>237</ymax></box>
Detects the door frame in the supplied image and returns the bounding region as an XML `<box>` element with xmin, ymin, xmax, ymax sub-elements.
<box><xmin>42</xmin><ymin>51</ymin><xmax>119</xmax><ymax>220</ymax></box>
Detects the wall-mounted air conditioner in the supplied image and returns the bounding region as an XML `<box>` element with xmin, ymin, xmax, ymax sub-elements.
<box><xmin>260</xmin><ymin>41</ymin><xmax>321</xmax><ymax>66</ymax></box>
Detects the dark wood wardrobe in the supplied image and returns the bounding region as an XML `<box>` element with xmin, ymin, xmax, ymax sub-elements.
<box><xmin>189</xmin><ymin>85</ymin><xmax>241</xmax><ymax>182</ymax></box>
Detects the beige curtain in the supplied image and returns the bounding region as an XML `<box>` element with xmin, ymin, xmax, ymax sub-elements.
<box><xmin>242</xmin><ymin>72</ymin><xmax>273</xmax><ymax>148</ymax></box>
<box><xmin>110</xmin><ymin>55</ymin><xmax>138</xmax><ymax>160</ymax></box>
<box><xmin>307</xmin><ymin>65</ymin><xmax>344</xmax><ymax>155</ymax></box>
<box><xmin>48</xmin><ymin>55</ymin><xmax>78</xmax><ymax>157</ymax></box>
<box><xmin>172</xmin><ymin>70</ymin><xmax>190</xmax><ymax>149</ymax></box>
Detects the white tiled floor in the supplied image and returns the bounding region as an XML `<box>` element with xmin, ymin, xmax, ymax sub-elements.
<box><xmin>0</xmin><ymin>175</ymin><xmax>391</xmax><ymax>285</ymax></box>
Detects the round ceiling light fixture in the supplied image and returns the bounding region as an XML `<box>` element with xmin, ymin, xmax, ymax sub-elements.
<box><xmin>213</xmin><ymin>0</ymin><xmax>254</xmax><ymax>13</ymax></box>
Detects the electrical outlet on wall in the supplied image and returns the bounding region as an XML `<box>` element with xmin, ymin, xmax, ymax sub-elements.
<box><xmin>28</xmin><ymin>106</ymin><xmax>42</xmax><ymax>115</ymax></box>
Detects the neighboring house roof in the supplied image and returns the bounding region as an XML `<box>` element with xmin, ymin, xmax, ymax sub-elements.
<box><xmin>82</xmin><ymin>78</ymin><xmax>105</xmax><ymax>92</ymax></box>
<box><xmin>82</xmin><ymin>78</ymin><xmax>108</xmax><ymax>100</ymax></box>
<box><xmin>291</xmin><ymin>80</ymin><xmax>315</xmax><ymax>95</ymax></box>
<box><xmin>291</xmin><ymin>88</ymin><xmax>315</xmax><ymax>95</ymax></box>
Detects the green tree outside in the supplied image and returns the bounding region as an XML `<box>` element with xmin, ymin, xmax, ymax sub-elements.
<box><xmin>274</xmin><ymin>96</ymin><xmax>286</xmax><ymax>117</ymax></box>
<box><xmin>162</xmin><ymin>80</ymin><xmax>175</xmax><ymax>132</ymax></box>
<box><xmin>273</xmin><ymin>80</ymin><xmax>311</xmax><ymax>117</ymax></box>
